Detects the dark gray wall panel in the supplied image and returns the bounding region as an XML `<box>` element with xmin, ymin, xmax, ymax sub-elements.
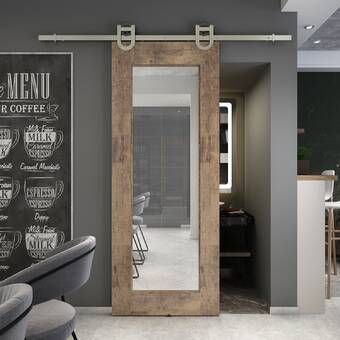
<box><xmin>0</xmin><ymin>0</ymin><xmax>297</xmax><ymax>307</ymax></box>
<box><xmin>220</xmin><ymin>35</ymin><xmax>297</xmax><ymax>309</ymax></box>
<box><xmin>298</xmin><ymin>72</ymin><xmax>340</xmax><ymax>199</ymax></box>
<box><xmin>245</xmin><ymin>66</ymin><xmax>271</xmax><ymax>302</ymax></box>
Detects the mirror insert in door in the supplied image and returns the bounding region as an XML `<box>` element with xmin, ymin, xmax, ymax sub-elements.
<box><xmin>132</xmin><ymin>67</ymin><xmax>199</xmax><ymax>290</ymax></box>
<box><xmin>112</xmin><ymin>42</ymin><xmax>219</xmax><ymax>316</ymax></box>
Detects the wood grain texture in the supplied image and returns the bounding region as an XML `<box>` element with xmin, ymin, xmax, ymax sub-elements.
<box><xmin>112</xmin><ymin>42</ymin><xmax>220</xmax><ymax>316</ymax></box>
<box><xmin>112</xmin><ymin>47</ymin><xmax>133</xmax><ymax>315</ymax></box>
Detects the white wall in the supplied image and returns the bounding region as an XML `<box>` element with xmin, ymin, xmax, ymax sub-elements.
<box><xmin>298</xmin><ymin>51</ymin><xmax>340</xmax><ymax>71</ymax></box>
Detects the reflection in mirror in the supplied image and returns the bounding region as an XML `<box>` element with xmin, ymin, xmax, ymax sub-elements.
<box><xmin>132</xmin><ymin>67</ymin><xmax>199</xmax><ymax>290</ymax></box>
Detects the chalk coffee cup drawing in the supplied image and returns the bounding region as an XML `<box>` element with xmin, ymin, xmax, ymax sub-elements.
<box><xmin>0</xmin><ymin>84</ymin><xmax>5</xmax><ymax>99</ymax></box>
<box><xmin>24</xmin><ymin>125</ymin><xmax>63</xmax><ymax>160</ymax></box>
<box><xmin>0</xmin><ymin>228</ymin><xmax>22</xmax><ymax>261</ymax></box>
<box><xmin>0</xmin><ymin>127</ymin><xmax>19</xmax><ymax>159</ymax></box>
<box><xmin>25</xmin><ymin>226</ymin><xmax>65</xmax><ymax>261</ymax></box>
<box><xmin>0</xmin><ymin>177</ymin><xmax>20</xmax><ymax>210</ymax></box>
<box><xmin>24</xmin><ymin>177</ymin><xmax>64</xmax><ymax>211</ymax></box>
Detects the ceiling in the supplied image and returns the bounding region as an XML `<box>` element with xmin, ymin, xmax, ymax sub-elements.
<box><xmin>282</xmin><ymin>0</ymin><xmax>340</xmax><ymax>49</ymax></box>
<box><xmin>220</xmin><ymin>63</ymin><xmax>268</xmax><ymax>92</ymax></box>
<box><xmin>301</xmin><ymin>8</ymin><xmax>340</xmax><ymax>49</ymax></box>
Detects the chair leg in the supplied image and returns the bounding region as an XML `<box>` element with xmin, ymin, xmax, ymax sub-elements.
<box><xmin>138</xmin><ymin>224</ymin><xmax>149</xmax><ymax>252</ymax></box>
<box><xmin>135</xmin><ymin>233</ymin><xmax>146</xmax><ymax>260</ymax></box>
<box><xmin>132</xmin><ymin>257</ymin><xmax>140</xmax><ymax>279</ymax></box>
<box><xmin>332</xmin><ymin>209</ymin><xmax>338</xmax><ymax>275</ymax></box>
<box><xmin>333</xmin><ymin>227</ymin><xmax>337</xmax><ymax>275</ymax></box>
<box><xmin>327</xmin><ymin>208</ymin><xmax>333</xmax><ymax>299</ymax></box>
<box><xmin>133</xmin><ymin>235</ymin><xmax>145</xmax><ymax>264</ymax></box>
<box><xmin>72</xmin><ymin>331</ymin><xmax>79</xmax><ymax>340</ymax></box>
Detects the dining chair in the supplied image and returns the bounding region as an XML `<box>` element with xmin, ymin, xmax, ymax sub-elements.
<box><xmin>132</xmin><ymin>196</ymin><xmax>146</xmax><ymax>267</ymax></box>
<box><xmin>133</xmin><ymin>192</ymin><xmax>150</xmax><ymax>251</ymax></box>
<box><xmin>0</xmin><ymin>284</ymin><xmax>32</xmax><ymax>340</ymax></box>
<box><xmin>0</xmin><ymin>236</ymin><xmax>96</xmax><ymax>340</ymax></box>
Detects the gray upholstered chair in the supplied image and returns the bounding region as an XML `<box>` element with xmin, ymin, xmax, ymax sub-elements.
<box><xmin>132</xmin><ymin>196</ymin><xmax>146</xmax><ymax>268</ymax></box>
<box><xmin>1</xmin><ymin>236</ymin><xmax>96</xmax><ymax>305</ymax></box>
<box><xmin>133</xmin><ymin>195</ymin><xmax>146</xmax><ymax>216</ymax></box>
<box><xmin>133</xmin><ymin>192</ymin><xmax>150</xmax><ymax>251</ymax></box>
<box><xmin>0</xmin><ymin>235</ymin><xmax>96</xmax><ymax>340</ymax></box>
<box><xmin>25</xmin><ymin>299</ymin><xmax>76</xmax><ymax>340</ymax></box>
<box><xmin>0</xmin><ymin>283</ymin><xmax>32</xmax><ymax>340</ymax></box>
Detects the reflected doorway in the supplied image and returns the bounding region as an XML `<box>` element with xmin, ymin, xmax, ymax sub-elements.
<box><xmin>132</xmin><ymin>67</ymin><xmax>199</xmax><ymax>290</ymax></box>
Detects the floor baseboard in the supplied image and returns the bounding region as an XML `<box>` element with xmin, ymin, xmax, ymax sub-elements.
<box><xmin>76</xmin><ymin>307</ymin><xmax>111</xmax><ymax>315</ymax></box>
<box><xmin>270</xmin><ymin>306</ymin><xmax>299</xmax><ymax>315</ymax></box>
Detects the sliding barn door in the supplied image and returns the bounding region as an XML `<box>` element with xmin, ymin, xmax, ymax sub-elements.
<box><xmin>112</xmin><ymin>42</ymin><xmax>220</xmax><ymax>315</ymax></box>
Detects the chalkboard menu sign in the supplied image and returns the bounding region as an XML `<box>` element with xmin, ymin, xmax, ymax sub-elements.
<box><xmin>0</xmin><ymin>53</ymin><xmax>72</xmax><ymax>279</ymax></box>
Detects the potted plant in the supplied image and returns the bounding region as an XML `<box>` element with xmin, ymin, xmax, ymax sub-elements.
<box><xmin>298</xmin><ymin>146</ymin><xmax>312</xmax><ymax>175</ymax></box>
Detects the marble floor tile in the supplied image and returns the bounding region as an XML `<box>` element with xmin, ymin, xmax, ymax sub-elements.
<box><xmin>132</xmin><ymin>227</ymin><xmax>199</xmax><ymax>290</ymax></box>
<box><xmin>72</xmin><ymin>299</ymin><xmax>340</xmax><ymax>340</ymax></box>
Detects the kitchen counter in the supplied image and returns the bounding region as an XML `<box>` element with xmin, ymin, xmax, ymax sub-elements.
<box><xmin>298</xmin><ymin>175</ymin><xmax>337</xmax><ymax>313</ymax></box>
<box><xmin>298</xmin><ymin>175</ymin><xmax>337</xmax><ymax>181</ymax></box>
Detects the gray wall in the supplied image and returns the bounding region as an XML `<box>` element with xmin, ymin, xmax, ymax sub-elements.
<box><xmin>133</xmin><ymin>107</ymin><xmax>190</xmax><ymax>228</ymax></box>
<box><xmin>245</xmin><ymin>66</ymin><xmax>271</xmax><ymax>302</ymax></box>
<box><xmin>220</xmin><ymin>20</ymin><xmax>297</xmax><ymax>307</ymax></box>
<box><xmin>0</xmin><ymin>0</ymin><xmax>297</xmax><ymax>307</ymax></box>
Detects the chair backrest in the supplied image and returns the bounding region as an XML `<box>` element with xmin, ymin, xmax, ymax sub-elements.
<box><xmin>0</xmin><ymin>236</ymin><xmax>96</xmax><ymax>305</ymax></box>
<box><xmin>322</xmin><ymin>170</ymin><xmax>335</xmax><ymax>201</ymax></box>
<box><xmin>143</xmin><ymin>192</ymin><xmax>151</xmax><ymax>208</ymax></box>
<box><xmin>134</xmin><ymin>192</ymin><xmax>151</xmax><ymax>209</ymax></box>
<box><xmin>0</xmin><ymin>283</ymin><xmax>32</xmax><ymax>340</ymax></box>
<box><xmin>133</xmin><ymin>195</ymin><xmax>145</xmax><ymax>216</ymax></box>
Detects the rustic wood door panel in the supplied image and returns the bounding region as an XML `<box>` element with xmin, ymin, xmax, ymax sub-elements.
<box><xmin>112</xmin><ymin>42</ymin><xmax>219</xmax><ymax>316</ymax></box>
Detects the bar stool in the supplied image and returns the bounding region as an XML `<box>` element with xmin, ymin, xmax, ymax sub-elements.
<box><xmin>133</xmin><ymin>192</ymin><xmax>150</xmax><ymax>251</ymax></box>
<box><xmin>132</xmin><ymin>196</ymin><xmax>146</xmax><ymax>272</ymax></box>
<box><xmin>323</xmin><ymin>170</ymin><xmax>340</xmax><ymax>298</ymax></box>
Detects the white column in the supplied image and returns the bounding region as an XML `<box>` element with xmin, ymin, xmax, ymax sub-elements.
<box><xmin>297</xmin><ymin>179</ymin><xmax>325</xmax><ymax>313</ymax></box>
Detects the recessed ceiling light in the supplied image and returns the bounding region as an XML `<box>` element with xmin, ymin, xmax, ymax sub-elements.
<box><xmin>313</xmin><ymin>39</ymin><xmax>321</xmax><ymax>44</ymax></box>
<box><xmin>304</xmin><ymin>25</ymin><xmax>315</xmax><ymax>30</ymax></box>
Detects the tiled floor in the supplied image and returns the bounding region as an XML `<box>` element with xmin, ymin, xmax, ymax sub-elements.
<box><xmin>70</xmin><ymin>244</ymin><xmax>340</xmax><ymax>339</ymax></box>
<box><xmin>330</xmin><ymin>261</ymin><xmax>340</xmax><ymax>297</ymax></box>
<box><xmin>73</xmin><ymin>298</ymin><xmax>340</xmax><ymax>340</ymax></box>
<box><xmin>133</xmin><ymin>227</ymin><xmax>199</xmax><ymax>290</ymax></box>
<box><xmin>220</xmin><ymin>287</ymin><xmax>269</xmax><ymax>314</ymax></box>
